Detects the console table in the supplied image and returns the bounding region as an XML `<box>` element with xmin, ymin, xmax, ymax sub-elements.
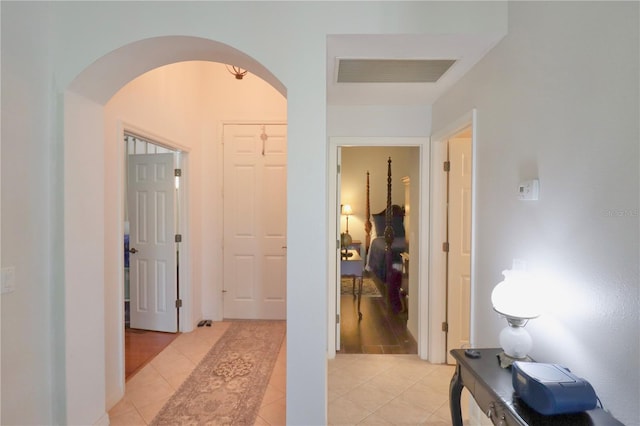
<box><xmin>449</xmin><ymin>348</ymin><xmax>623</xmax><ymax>426</ymax></box>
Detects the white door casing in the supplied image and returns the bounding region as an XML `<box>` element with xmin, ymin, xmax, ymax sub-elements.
<box><xmin>446</xmin><ymin>137</ymin><xmax>472</xmax><ymax>363</ymax></box>
<box><xmin>336</xmin><ymin>147</ymin><xmax>342</xmax><ymax>349</ymax></box>
<box><xmin>223</xmin><ymin>124</ymin><xmax>287</xmax><ymax>319</ymax></box>
<box><xmin>127</xmin><ymin>153</ymin><xmax>178</xmax><ymax>332</ymax></box>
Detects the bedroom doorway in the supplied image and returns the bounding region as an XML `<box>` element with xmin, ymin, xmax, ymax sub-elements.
<box><xmin>123</xmin><ymin>132</ymin><xmax>188</xmax><ymax>379</ymax></box>
<box><xmin>338</xmin><ymin>146</ymin><xmax>418</xmax><ymax>354</ymax></box>
<box><xmin>328</xmin><ymin>137</ymin><xmax>429</xmax><ymax>358</ymax></box>
<box><xmin>124</xmin><ymin>132</ymin><xmax>186</xmax><ymax>333</ymax></box>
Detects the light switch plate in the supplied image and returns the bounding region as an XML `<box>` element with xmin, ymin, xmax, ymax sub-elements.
<box><xmin>1</xmin><ymin>266</ymin><xmax>16</xmax><ymax>294</ymax></box>
<box><xmin>518</xmin><ymin>179</ymin><xmax>539</xmax><ymax>200</ymax></box>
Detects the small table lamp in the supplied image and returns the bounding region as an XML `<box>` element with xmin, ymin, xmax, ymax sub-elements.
<box><xmin>340</xmin><ymin>204</ymin><xmax>354</xmax><ymax>259</ymax></box>
<box><xmin>341</xmin><ymin>204</ymin><xmax>353</xmax><ymax>234</ymax></box>
<box><xmin>491</xmin><ymin>263</ymin><xmax>540</xmax><ymax>368</ymax></box>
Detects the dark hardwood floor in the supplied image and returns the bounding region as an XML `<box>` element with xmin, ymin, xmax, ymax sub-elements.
<box><xmin>338</xmin><ymin>291</ymin><xmax>417</xmax><ymax>354</ymax></box>
<box><xmin>125</xmin><ymin>327</ymin><xmax>179</xmax><ymax>380</ymax></box>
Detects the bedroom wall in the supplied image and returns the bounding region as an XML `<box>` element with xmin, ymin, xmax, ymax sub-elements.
<box><xmin>341</xmin><ymin>147</ymin><xmax>416</xmax><ymax>246</ymax></box>
<box><xmin>432</xmin><ymin>2</ymin><xmax>639</xmax><ymax>424</ymax></box>
<box><xmin>103</xmin><ymin>61</ymin><xmax>286</xmax><ymax>407</ymax></box>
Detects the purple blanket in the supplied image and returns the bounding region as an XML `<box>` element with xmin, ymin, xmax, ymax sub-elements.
<box><xmin>366</xmin><ymin>237</ymin><xmax>406</xmax><ymax>285</ymax></box>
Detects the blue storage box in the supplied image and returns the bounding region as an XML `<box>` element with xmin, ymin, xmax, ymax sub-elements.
<box><xmin>512</xmin><ymin>361</ymin><xmax>598</xmax><ymax>415</ymax></box>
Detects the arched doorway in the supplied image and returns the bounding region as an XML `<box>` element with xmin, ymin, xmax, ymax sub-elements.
<box><xmin>63</xmin><ymin>36</ymin><xmax>286</xmax><ymax>422</ymax></box>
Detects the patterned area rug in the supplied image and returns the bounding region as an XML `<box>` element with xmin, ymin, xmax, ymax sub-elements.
<box><xmin>151</xmin><ymin>320</ymin><xmax>286</xmax><ymax>426</ymax></box>
<box><xmin>341</xmin><ymin>276</ymin><xmax>381</xmax><ymax>297</ymax></box>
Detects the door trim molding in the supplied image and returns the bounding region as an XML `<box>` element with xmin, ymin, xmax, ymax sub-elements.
<box><xmin>219</xmin><ymin>121</ymin><xmax>287</xmax><ymax>320</ymax></box>
<box><xmin>327</xmin><ymin>137</ymin><xmax>429</xmax><ymax>359</ymax></box>
<box><xmin>120</xmin><ymin>121</ymin><xmax>192</xmax><ymax>329</ymax></box>
<box><xmin>429</xmin><ymin>109</ymin><xmax>477</xmax><ymax>363</ymax></box>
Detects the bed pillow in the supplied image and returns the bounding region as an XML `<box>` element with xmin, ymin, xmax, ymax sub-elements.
<box><xmin>393</xmin><ymin>216</ymin><xmax>405</xmax><ymax>237</ymax></box>
<box><xmin>372</xmin><ymin>214</ymin><xmax>386</xmax><ymax>237</ymax></box>
<box><xmin>372</xmin><ymin>213</ymin><xmax>405</xmax><ymax>238</ymax></box>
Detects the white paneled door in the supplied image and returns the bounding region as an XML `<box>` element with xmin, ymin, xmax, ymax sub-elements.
<box><xmin>127</xmin><ymin>153</ymin><xmax>178</xmax><ymax>332</ymax></box>
<box><xmin>447</xmin><ymin>137</ymin><xmax>472</xmax><ymax>363</ymax></box>
<box><xmin>223</xmin><ymin>124</ymin><xmax>287</xmax><ymax>319</ymax></box>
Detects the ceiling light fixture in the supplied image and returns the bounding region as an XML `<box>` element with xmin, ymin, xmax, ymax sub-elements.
<box><xmin>226</xmin><ymin>65</ymin><xmax>248</xmax><ymax>80</ymax></box>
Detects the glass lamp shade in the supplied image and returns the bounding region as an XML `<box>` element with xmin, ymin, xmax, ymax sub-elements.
<box><xmin>491</xmin><ymin>268</ymin><xmax>540</xmax><ymax>320</ymax></box>
<box><xmin>341</xmin><ymin>204</ymin><xmax>353</xmax><ymax>216</ymax></box>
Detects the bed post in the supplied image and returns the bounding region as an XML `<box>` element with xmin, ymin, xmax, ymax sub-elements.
<box><xmin>365</xmin><ymin>171</ymin><xmax>372</xmax><ymax>257</ymax></box>
<box><xmin>384</xmin><ymin>157</ymin><xmax>395</xmax><ymax>287</ymax></box>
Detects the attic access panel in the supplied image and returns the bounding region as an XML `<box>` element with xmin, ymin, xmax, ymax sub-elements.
<box><xmin>337</xmin><ymin>59</ymin><xmax>456</xmax><ymax>83</ymax></box>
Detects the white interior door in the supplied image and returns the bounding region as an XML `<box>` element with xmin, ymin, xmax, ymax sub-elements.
<box><xmin>223</xmin><ymin>124</ymin><xmax>287</xmax><ymax>319</ymax></box>
<box><xmin>127</xmin><ymin>153</ymin><xmax>177</xmax><ymax>332</ymax></box>
<box><xmin>446</xmin><ymin>137</ymin><xmax>472</xmax><ymax>363</ymax></box>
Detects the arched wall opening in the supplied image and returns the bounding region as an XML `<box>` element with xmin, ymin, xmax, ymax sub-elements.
<box><xmin>63</xmin><ymin>36</ymin><xmax>288</xmax><ymax>424</ymax></box>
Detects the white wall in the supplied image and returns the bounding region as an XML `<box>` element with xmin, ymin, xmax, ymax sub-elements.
<box><xmin>103</xmin><ymin>61</ymin><xmax>286</xmax><ymax>407</ymax></box>
<box><xmin>432</xmin><ymin>2</ymin><xmax>639</xmax><ymax>424</ymax></box>
<box><xmin>1</xmin><ymin>2</ymin><xmax>508</xmax><ymax>424</ymax></box>
<box><xmin>0</xmin><ymin>3</ymin><xmax>59</xmax><ymax>424</ymax></box>
<box><xmin>328</xmin><ymin>105</ymin><xmax>432</xmax><ymax>137</ymax></box>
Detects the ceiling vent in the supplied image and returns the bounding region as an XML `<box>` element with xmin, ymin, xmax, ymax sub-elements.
<box><xmin>337</xmin><ymin>59</ymin><xmax>456</xmax><ymax>83</ymax></box>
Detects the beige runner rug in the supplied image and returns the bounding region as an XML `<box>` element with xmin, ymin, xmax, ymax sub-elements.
<box><xmin>151</xmin><ymin>320</ymin><xmax>286</xmax><ymax>425</ymax></box>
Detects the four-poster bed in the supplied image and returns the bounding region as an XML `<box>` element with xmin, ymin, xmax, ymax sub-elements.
<box><xmin>364</xmin><ymin>157</ymin><xmax>407</xmax><ymax>313</ymax></box>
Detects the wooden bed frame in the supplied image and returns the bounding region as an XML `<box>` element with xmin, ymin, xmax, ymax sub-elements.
<box><xmin>364</xmin><ymin>157</ymin><xmax>405</xmax><ymax>311</ymax></box>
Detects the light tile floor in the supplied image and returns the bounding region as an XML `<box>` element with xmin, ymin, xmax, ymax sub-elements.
<box><xmin>108</xmin><ymin>322</ymin><xmax>468</xmax><ymax>425</ymax></box>
<box><xmin>328</xmin><ymin>354</ymin><xmax>470</xmax><ymax>425</ymax></box>
<box><xmin>108</xmin><ymin>322</ymin><xmax>287</xmax><ymax>425</ymax></box>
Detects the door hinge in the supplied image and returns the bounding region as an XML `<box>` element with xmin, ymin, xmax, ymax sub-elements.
<box><xmin>337</xmin><ymin>164</ymin><xmax>341</xmax><ymax>174</ymax></box>
<box><xmin>175</xmin><ymin>299</ymin><xmax>183</xmax><ymax>308</ymax></box>
<box><xmin>174</xmin><ymin>168</ymin><xmax>182</xmax><ymax>177</ymax></box>
<box><xmin>442</xmin><ymin>241</ymin><xmax>450</xmax><ymax>252</ymax></box>
<box><xmin>336</xmin><ymin>314</ymin><xmax>340</xmax><ymax>324</ymax></box>
<box><xmin>443</xmin><ymin>161</ymin><xmax>450</xmax><ymax>172</ymax></box>
<box><xmin>175</xmin><ymin>234</ymin><xmax>182</xmax><ymax>243</ymax></box>
<box><xmin>442</xmin><ymin>322</ymin><xmax>448</xmax><ymax>332</ymax></box>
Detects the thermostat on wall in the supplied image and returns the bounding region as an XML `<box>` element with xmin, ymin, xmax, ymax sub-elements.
<box><xmin>518</xmin><ymin>179</ymin><xmax>539</xmax><ymax>200</ymax></box>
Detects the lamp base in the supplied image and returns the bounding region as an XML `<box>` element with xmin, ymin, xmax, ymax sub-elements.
<box><xmin>497</xmin><ymin>351</ymin><xmax>532</xmax><ymax>369</ymax></box>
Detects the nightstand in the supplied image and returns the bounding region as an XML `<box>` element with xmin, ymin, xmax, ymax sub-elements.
<box><xmin>341</xmin><ymin>249</ymin><xmax>364</xmax><ymax>320</ymax></box>
<box><xmin>347</xmin><ymin>239</ymin><xmax>362</xmax><ymax>257</ymax></box>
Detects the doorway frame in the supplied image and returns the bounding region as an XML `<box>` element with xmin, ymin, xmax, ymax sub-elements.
<box><xmin>428</xmin><ymin>109</ymin><xmax>478</xmax><ymax>363</ymax></box>
<box><xmin>117</xmin><ymin>121</ymin><xmax>192</xmax><ymax>380</ymax></box>
<box><xmin>327</xmin><ymin>136</ymin><xmax>430</xmax><ymax>359</ymax></box>
<box><xmin>62</xmin><ymin>36</ymin><xmax>289</xmax><ymax>424</ymax></box>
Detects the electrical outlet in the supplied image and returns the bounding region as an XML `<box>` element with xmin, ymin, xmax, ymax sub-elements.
<box><xmin>1</xmin><ymin>266</ymin><xmax>16</xmax><ymax>294</ymax></box>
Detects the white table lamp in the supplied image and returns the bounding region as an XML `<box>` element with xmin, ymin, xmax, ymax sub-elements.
<box><xmin>491</xmin><ymin>264</ymin><xmax>540</xmax><ymax>367</ymax></box>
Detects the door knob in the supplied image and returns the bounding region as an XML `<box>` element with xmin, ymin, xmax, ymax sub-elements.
<box><xmin>129</xmin><ymin>248</ymin><xmax>138</xmax><ymax>254</ymax></box>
